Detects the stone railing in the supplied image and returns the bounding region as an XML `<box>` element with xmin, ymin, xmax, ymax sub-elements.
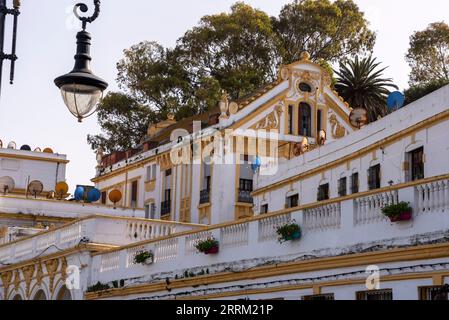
<box><xmin>415</xmin><ymin>179</ymin><xmax>449</xmax><ymax>214</ymax></box>
<box><xmin>0</xmin><ymin>216</ymin><xmax>204</xmax><ymax>265</ymax></box>
<box><xmin>89</xmin><ymin>176</ymin><xmax>449</xmax><ymax>289</ymax></box>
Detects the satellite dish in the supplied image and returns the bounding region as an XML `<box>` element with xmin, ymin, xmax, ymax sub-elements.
<box><xmin>55</xmin><ymin>181</ymin><xmax>69</xmax><ymax>199</ymax></box>
<box><xmin>109</xmin><ymin>189</ymin><xmax>122</xmax><ymax>208</ymax></box>
<box><xmin>43</xmin><ymin>148</ymin><xmax>54</xmax><ymax>154</ymax></box>
<box><xmin>7</xmin><ymin>141</ymin><xmax>16</xmax><ymax>149</ymax></box>
<box><xmin>87</xmin><ymin>188</ymin><xmax>101</xmax><ymax>203</ymax></box>
<box><xmin>318</xmin><ymin>130</ymin><xmax>327</xmax><ymax>146</ymax></box>
<box><xmin>34</xmin><ymin>147</ymin><xmax>42</xmax><ymax>152</ymax></box>
<box><xmin>20</xmin><ymin>145</ymin><xmax>31</xmax><ymax>151</ymax></box>
<box><xmin>28</xmin><ymin>180</ymin><xmax>44</xmax><ymax>198</ymax></box>
<box><xmin>387</xmin><ymin>91</ymin><xmax>405</xmax><ymax>111</ymax></box>
<box><xmin>349</xmin><ymin>108</ymin><xmax>369</xmax><ymax>129</ymax></box>
<box><xmin>0</xmin><ymin>176</ymin><xmax>15</xmax><ymax>194</ymax></box>
<box><xmin>74</xmin><ymin>186</ymin><xmax>85</xmax><ymax>201</ymax></box>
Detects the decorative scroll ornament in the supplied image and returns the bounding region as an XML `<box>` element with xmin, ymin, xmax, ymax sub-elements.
<box><xmin>61</xmin><ymin>257</ymin><xmax>68</xmax><ymax>281</ymax></box>
<box><xmin>45</xmin><ymin>259</ymin><xmax>60</xmax><ymax>295</ymax></box>
<box><xmin>13</xmin><ymin>269</ymin><xmax>20</xmax><ymax>291</ymax></box>
<box><xmin>74</xmin><ymin>0</ymin><xmax>101</xmax><ymax>31</ymax></box>
<box><xmin>36</xmin><ymin>262</ymin><xmax>44</xmax><ymax>286</ymax></box>
<box><xmin>22</xmin><ymin>264</ymin><xmax>35</xmax><ymax>298</ymax></box>
<box><xmin>0</xmin><ymin>271</ymin><xmax>13</xmax><ymax>298</ymax></box>
<box><xmin>329</xmin><ymin>114</ymin><xmax>346</xmax><ymax>139</ymax></box>
<box><xmin>251</xmin><ymin>105</ymin><xmax>284</xmax><ymax>130</ymax></box>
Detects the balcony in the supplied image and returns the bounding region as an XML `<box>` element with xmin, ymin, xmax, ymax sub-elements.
<box><xmin>199</xmin><ymin>189</ymin><xmax>210</xmax><ymax>204</ymax></box>
<box><xmin>87</xmin><ymin>174</ymin><xmax>449</xmax><ymax>298</ymax></box>
<box><xmin>0</xmin><ymin>216</ymin><xmax>203</xmax><ymax>266</ymax></box>
<box><xmin>238</xmin><ymin>189</ymin><xmax>253</xmax><ymax>203</ymax></box>
<box><xmin>160</xmin><ymin>200</ymin><xmax>171</xmax><ymax>216</ymax></box>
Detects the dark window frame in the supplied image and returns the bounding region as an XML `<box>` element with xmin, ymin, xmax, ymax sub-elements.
<box><xmin>298</xmin><ymin>102</ymin><xmax>312</xmax><ymax>137</ymax></box>
<box><xmin>368</xmin><ymin>164</ymin><xmax>381</xmax><ymax>190</ymax></box>
<box><xmin>351</xmin><ymin>172</ymin><xmax>359</xmax><ymax>194</ymax></box>
<box><xmin>317</xmin><ymin>183</ymin><xmax>330</xmax><ymax>202</ymax></box>
<box><xmin>338</xmin><ymin>177</ymin><xmax>347</xmax><ymax>197</ymax></box>
<box><xmin>356</xmin><ymin>289</ymin><xmax>393</xmax><ymax>301</ymax></box>
<box><xmin>260</xmin><ymin>204</ymin><xmax>269</xmax><ymax>214</ymax></box>
<box><xmin>302</xmin><ymin>293</ymin><xmax>335</xmax><ymax>301</ymax></box>
<box><xmin>410</xmin><ymin>147</ymin><xmax>424</xmax><ymax>181</ymax></box>
<box><xmin>286</xmin><ymin>194</ymin><xmax>299</xmax><ymax>208</ymax></box>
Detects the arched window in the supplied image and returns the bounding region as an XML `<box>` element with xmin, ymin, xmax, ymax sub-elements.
<box><xmin>56</xmin><ymin>286</ymin><xmax>72</xmax><ymax>300</ymax></box>
<box><xmin>298</xmin><ymin>102</ymin><xmax>312</xmax><ymax>137</ymax></box>
<box><xmin>33</xmin><ymin>289</ymin><xmax>47</xmax><ymax>300</ymax></box>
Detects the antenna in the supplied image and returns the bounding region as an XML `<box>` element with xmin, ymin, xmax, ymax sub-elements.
<box><xmin>0</xmin><ymin>176</ymin><xmax>14</xmax><ymax>195</ymax></box>
<box><xmin>20</xmin><ymin>144</ymin><xmax>31</xmax><ymax>151</ymax></box>
<box><xmin>27</xmin><ymin>180</ymin><xmax>43</xmax><ymax>198</ymax></box>
<box><xmin>349</xmin><ymin>108</ymin><xmax>368</xmax><ymax>129</ymax></box>
<box><xmin>109</xmin><ymin>189</ymin><xmax>122</xmax><ymax>209</ymax></box>
<box><xmin>7</xmin><ymin>141</ymin><xmax>16</xmax><ymax>149</ymax></box>
<box><xmin>387</xmin><ymin>91</ymin><xmax>405</xmax><ymax>112</ymax></box>
<box><xmin>55</xmin><ymin>181</ymin><xmax>69</xmax><ymax>200</ymax></box>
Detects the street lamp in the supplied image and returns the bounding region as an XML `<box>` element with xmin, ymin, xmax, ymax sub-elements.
<box><xmin>54</xmin><ymin>0</ymin><xmax>108</xmax><ymax>122</ymax></box>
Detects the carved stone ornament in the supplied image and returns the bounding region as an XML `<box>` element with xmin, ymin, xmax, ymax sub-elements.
<box><xmin>251</xmin><ymin>105</ymin><xmax>284</xmax><ymax>130</ymax></box>
<box><xmin>0</xmin><ymin>271</ymin><xmax>13</xmax><ymax>298</ymax></box>
<box><xmin>45</xmin><ymin>259</ymin><xmax>60</xmax><ymax>295</ymax></box>
<box><xmin>22</xmin><ymin>264</ymin><xmax>35</xmax><ymax>298</ymax></box>
<box><xmin>329</xmin><ymin>113</ymin><xmax>347</xmax><ymax>139</ymax></box>
<box><xmin>219</xmin><ymin>90</ymin><xmax>229</xmax><ymax>120</ymax></box>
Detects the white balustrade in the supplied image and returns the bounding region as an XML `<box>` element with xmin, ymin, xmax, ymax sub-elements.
<box><xmin>154</xmin><ymin>238</ymin><xmax>179</xmax><ymax>262</ymax></box>
<box><xmin>126</xmin><ymin>221</ymin><xmax>176</xmax><ymax>241</ymax></box>
<box><xmin>126</xmin><ymin>245</ymin><xmax>147</xmax><ymax>268</ymax></box>
<box><xmin>60</xmin><ymin>222</ymin><xmax>82</xmax><ymax>244</ymax></box>
<box><xmin>354</xmin><ymin>190</ymin><xmax>398</xmax><ymax>225</ymax></box>
<box><xmin>303</xmin><ymin>203</ymin><xmax>341</xmax><ymax>232</ymax></box>
<box><xmin>36</xmin><ymin>232</ymin><xmax>57</xmax><ymax>251</ymax></box>
<box><xmin>220</xmin><ymin>223</ymin><xmax>249</xmax><ymax>248</ymax></box>
<box><xmin>416</xmin><ymin>179</ymin><xmax>449</xmax><ymax>214</ymax></box>
<box><xmin>100</xmin><ymin>251</ymin><xmax>120</xmax><ymax>272</ymax></box>
<box><xmin>258</xmin><ymin>213</ymin><xmax>291</xmax><ymax>242</ymax></box>
<box><xmin>185</xmin><ymin>231</ymin><xmax>213</xmax><ymax>255</ymax></box>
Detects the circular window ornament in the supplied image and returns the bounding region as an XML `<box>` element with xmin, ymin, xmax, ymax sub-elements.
<box><xmin>298</xmin><ymin>82</ymin><xmax>312</xmax><ymax>93</ymax></box>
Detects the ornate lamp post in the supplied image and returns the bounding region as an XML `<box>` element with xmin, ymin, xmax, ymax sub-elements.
<box><xmin>54</xmin><ymin>0</ymin><xmax>108</xmax><ymax>122</ymax></box>
<box><xmin>0</xmin><ymin>0</ymin><xmax>21</xmax><ymax>99</ymax></box>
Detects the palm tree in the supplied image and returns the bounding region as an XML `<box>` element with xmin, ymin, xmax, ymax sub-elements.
<box><xmin>335</xmin><ymin>56</ymin><xmax>398</xmax><ymax>123</ymax></box>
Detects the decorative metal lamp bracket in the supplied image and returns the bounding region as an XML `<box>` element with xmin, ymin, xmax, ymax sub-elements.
<box><xmin>0</xmin><ymin>1</ymin><xmax>20</xmax><ymax>85</ymax></box>
<box><xmin>74</xmin><ymin>0</ymin><xmax>101</xmax><ymax>31</ymax></box>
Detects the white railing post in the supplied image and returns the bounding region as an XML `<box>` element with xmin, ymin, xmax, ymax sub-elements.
<box><xmin>248</xmin><ymin>220</ymin><xmax>259</xmax><ymax>246</ymax></box>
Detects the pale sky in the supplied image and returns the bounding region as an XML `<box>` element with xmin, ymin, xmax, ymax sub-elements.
<box><xmin>0</xmin><ymin>0</ymin><xmax>448</xmax><ymax>193</ymax></box>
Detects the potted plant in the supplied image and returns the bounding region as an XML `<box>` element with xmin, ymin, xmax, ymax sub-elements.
<box><xmin>195</xmin><ymin>237</ymin><xmax>219</xmax><ymax>255</ymax></box>
<box><xmin>275</xmin><ymin>221</ymin><xmax>302</xmax><ymax>243</ymax></box>
<box><xmin>381</xmin><ymin>202</ymin><xmax>413</xmax><ymax>222</ymax></box>
<box><xmin>133</xmin><ymin>250</ymin><xmax>154</xmax><ymax>265</ymax></box>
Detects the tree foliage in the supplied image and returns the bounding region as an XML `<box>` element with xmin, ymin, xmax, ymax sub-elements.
<box><xmin>406</xmin><ymin>22</ymin><xmax>449</xmax><ymax>86</ymax></box>
<box><xmin>335</xmin><ymin>56</ymin><xmax>398</xmax><ymax>122</ymax></box>
<box><xmin>273</xmin><ymin>0</ymin><xmax>375</xmax><ymax>64</ymax></box>
<box><xmin>404</xmin><ymin>78</ymin><xmax>449</xmax><ymax>105</ymax></box>
<box><xmin>89</xmin><ymin>0</ymin><xmax>375</xmax><ymax>152</ymax></box>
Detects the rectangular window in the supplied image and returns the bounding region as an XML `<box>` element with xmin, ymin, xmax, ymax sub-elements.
<box><xmin>151</xmin><ymin>164</ymin><xmax>157</xmax><ymax>180</ymax></box>
<box><xmin>302</xmin><ymin>294</ymin><xmax>334</xmax><ymax>301</ymax></box>
<box><xmin>356</xmin><ymin>289</ymin><xmax>393</xmax><ymax>300</ymax></box>
<box><xmin>368</xmin><ymin>164</ymin><xmax>381</xmax><ymax>190</ymax></box>
<box><xmin>101</xmin><ymin>191</ymin><xmax>107</xmax><ymax>205</ymax></box>
<box><xmin>317</xmin><ymin>183</ymin><xmax>330</xmax><ymax>202</ymax></box>
<box><xmin>410</xmin><ymin>147</ymin><xmax>424</xmax><ymax>181</ymax></box>
<box><xmin>351</xmin><ymin>172</ymin><xmax>359</xmax><ymax>194</ymax></box>
<box><xmin>131</xmin><ymin>180</ymin><xmax>138</xmax><ymax>207</ymax></box>
<box><xmin>146</xmin><ymin>166</ymin><xmax>152</xmax><ymax>181</ymax></box>
<box><xmin>286</xmin><ymin>194</ymin><xmax>299</xmax><ymax>209</ymax></box>
<box><xmin>338</xmin><ymin>177</ymin><xmax>347</xmax><ymax>197</ymax></box>
<box><xmin>144</xmin><ymin>204</ymin><xmax>150</xmax><ymax>219</ymax></box>
<box><xmin>419</xmin><ymin>286</ymin><xmax>449</xmax><ymax>300</ymax></box>
<box><xmin>239</xmin><ymin>179</ymin><xmax>253</xmax><ymax>192</ymax></box>
<box><xmin>150</xmin><ymin>203</ymin><xmax>156</xmax><ymax>219</ymax></box>
<box><xmin>260</xmin><ymin>204</ymin><xmax>269</xmax><ymax>214</ymax></box>
<box><xmin>288</xmin><ymin>105</ymin><xmax>293</xmax><ymax>134</ymax></box>
<box><xmin>317</xmin><ymin>109</ymin><xmax>322</xmax><ymax>135</ymax></box>
<box><xmin>164</xmin><ymin>189</ymin><xmax>171</xmax><ymax>202</ymax></box>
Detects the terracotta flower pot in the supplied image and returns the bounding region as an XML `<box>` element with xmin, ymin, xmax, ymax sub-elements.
<box><xmin>204</xmin><ymin>246</ymin><xmax>219</xmax><ymax>255</ymax></box>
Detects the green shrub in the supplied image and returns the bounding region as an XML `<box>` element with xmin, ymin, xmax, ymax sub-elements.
<box><xmin>381</xmin><ymin>202</ymin><xmax>412</xmax><ymax>218</ymax></box>
<box><xmin>194</xmin><ymin>237</ymin><xmax>219</xmax><ymax>253</ymax></box>
<box><xmin>133</xmin><ymin>250</ymin><xmax>154</xmax><ymax>264</ymax></box>
<box><xmin>275</xmin><ymin>221</ymin><xmax>301</xmax><ymax>243</ymax></box>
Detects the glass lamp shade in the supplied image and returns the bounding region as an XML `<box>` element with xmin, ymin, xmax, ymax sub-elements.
<box><xmin>60</xmin><ymin>84</ymin><xmax>103</xmax><ymax>122</ymax></box>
